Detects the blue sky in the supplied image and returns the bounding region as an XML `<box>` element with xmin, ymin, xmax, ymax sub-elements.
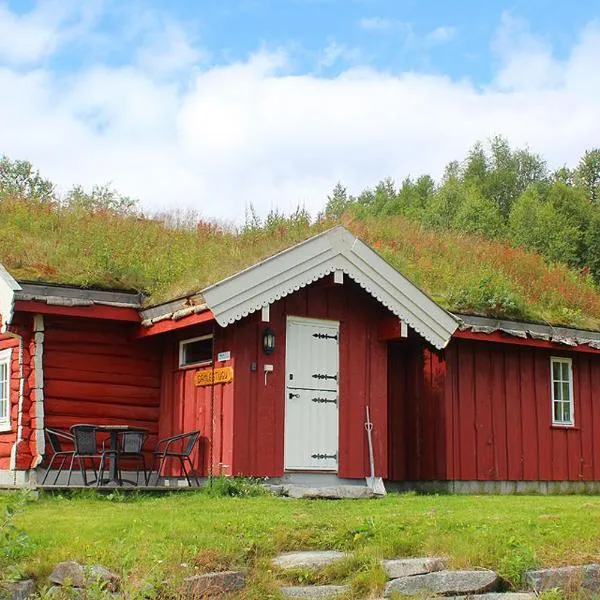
<box><xmin>1</xmin><ymin>0</ymin><xmax>599</xmax><ymax>219</ymax></box>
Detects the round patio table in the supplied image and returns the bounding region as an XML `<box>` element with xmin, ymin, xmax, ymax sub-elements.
<box><xmin>95</xmin><ymin>425</ymin><xmax>148</xmax><ymax>486</ymax></box>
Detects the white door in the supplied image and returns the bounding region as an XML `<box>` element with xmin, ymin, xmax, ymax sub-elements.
<box><xmin>285</xmin><ymin>316</ymin><xmax>340</xmax><ymax>471</ymax></box>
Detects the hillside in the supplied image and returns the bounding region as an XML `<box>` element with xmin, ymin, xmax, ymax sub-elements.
<box><xmin>1</xmin><ymin>192</ymin><xmax>600</xmax><ymax>329</ymax></box>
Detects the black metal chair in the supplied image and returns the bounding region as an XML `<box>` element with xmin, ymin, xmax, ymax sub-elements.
<box><xmin>41</xmin><ymin>428</ymin><xmax>75</xmax><ymax>485</ymax></box>
<box><xmin>148</xmin><ymin>430</ymin><xmax>201</xmax><ymax>486</ymax></box>
<box><xmin>116</xmin><ymin>430</ymin><xmax>148</xmax><ymax>486</ymax></box>
<box><xmin>67</xmin><ymin>425</ymin><xmax>109</xmax><ymax>486</ymax></box>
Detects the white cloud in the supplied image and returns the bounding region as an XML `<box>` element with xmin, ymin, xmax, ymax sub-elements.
<box><xmin>426</xmin><ymin>26</ymin><xmax>456</xmax><ymax>44</ymax></box>
<box><xmin>359</xmin><ymin>17</ymin><xmax>393</xmax><ymax>31</ymax></box>
<box><xmin>0</xmin><ymin>0</ymin><xmax>101</xmax><ymax>65</ymax></box>
<box><xmin>1</xmin><ymin>4</ymin><xmax>600</xmax><ymax>222</ymax></box>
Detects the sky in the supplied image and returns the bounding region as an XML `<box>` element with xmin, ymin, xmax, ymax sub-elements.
<box><xmin>1</xmin><ymin>0</ymin><xmax>600</xmax><ymax>222</ymax></box>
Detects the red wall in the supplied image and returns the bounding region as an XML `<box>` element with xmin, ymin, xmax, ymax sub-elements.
<box><xmin>228</xmin><ymin>278</ymin><xmax>389</xmax><ymax>479</ymax></box>
<box><xmin>0</xmin><ymin>335</ymin><xmax>21</xmax><ymax>468</ymax></box>
<box><xmin>443</xmin><ymin>338</ymin><xmax>600</xmax><ymax>481</ymax></box>
<box><xmin>0</xmin><ymin>317</ymin><xmax>34</xmax><ymax>470</ymax></box>
<box><xmin>158</xmin><ymin>323</ymin><xmax>234</xmax><ymax>477</ymax></box>
<box><xmin>159</xmin><ymin>278</ymin><xmax>391</xmax><ymax>479</ymax></box>
<box><xmin>388</xmin><ymin>341</ymin><xmax>446</xmax><ymax>481</ymax></box>
<box><xmin>42</xmin><ymin>316</ymin><xmax>162</xmax><ymax>462</ymax></box>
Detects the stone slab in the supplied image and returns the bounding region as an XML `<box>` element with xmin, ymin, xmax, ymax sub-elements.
<box><xmin>4</xmin><ymin>579</ymin><xmax>36</xmax><ymax>600</ymax></box>
<box><xmin>524</xmin><ymin>564</ymin><xmax>600</xmax><ymax>592</ymax></box>
<box><xmin>272</xmin><ymin>551</ymin><xmax>347</xmax><ymax>570</ymax></box>
<box><xmin>48</xmin><ymin>562</ymin><xmax>120</xmax><ymax>591</ymax></box>
<box><xmin>448</xmin><ymin>594</ymin><xmax>536</xmax><ymax>600</ymax></box>
<box><xmin>384</xmin><ymin>569</ymin><xmax>500</xmax><ymax>597</ymax></box>
<box><xmin>382</xmin><ymin>557</ymin><xmax>447</xmax><ymax>579</ymax></box>
<box><xmin>283</xmin><ymin>485</ymin><xmax>374</xmax><ymax>499</ymax></box>
<box><xmin>280</xmin><ymin>585</ymin><xmax>351</xmax><ymax>598</ymax></box>
<box><xmin>182</xmin><ymin>571</ymin><xmax>246</xmax><ymax>597</ymax></box>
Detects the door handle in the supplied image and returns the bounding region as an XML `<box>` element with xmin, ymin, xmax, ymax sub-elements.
<box><xmin>288</xmin><ymin>392</ymin><xmax>300</xmax><ymax>399</ymax></box>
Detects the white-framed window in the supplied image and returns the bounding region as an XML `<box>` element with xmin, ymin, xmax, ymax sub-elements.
<box><xmin>0</xmin><ymin>348</ymin><xmax>11</xmax><ymax>430</ymax></box>
<box><xmin>551</xmin><ymin>357</ymin><xmax>574</xmax><ymax>426</ymax></box>
<box><xmin>179</xmin><ymin>335</ymin><xmax>213</xmax><ymax>368</ymax></box>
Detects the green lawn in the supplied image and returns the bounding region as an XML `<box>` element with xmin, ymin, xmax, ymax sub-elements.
<box><xmin>2</xmin><ymin>490</ymin><xmax>600</xmax><ymax>598</ymax></box>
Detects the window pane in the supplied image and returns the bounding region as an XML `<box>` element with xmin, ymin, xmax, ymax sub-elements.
<box><xmin>554</xmin><ymin>401</ymin><xmax>562</xmax><ymax>422</ymax></box>
<box><xmin>0</xmin><ymin>362</ymin><xmax>7</xmax><ymax>420</ymax></box>
<box><xmin>562</xmin><ymin>362</ymin><xmax>570</xmax><ymax>381</ymax></box>
<box><xmin>181</xmin><ymin>337</ymin><xmax>213</xmax><ymax>366</ymax></box>
<box><xmin>562</xmin><ymin>382</ymin><xmax>570</xmax><ymax>403</ymax></box>
<box><xmin>563</xmin><ymin>402</ymin><xmax>571</xmax><ymax>423</ymax></box>
<box><xmin>553</xmin><ymin>381</ymin><xmax>561</xmax><ymax>401</ymax></box>
<box><xmin>552</xmin><ymin>361</ymin><xmax>561</xmax><ymax>380</ymax></box>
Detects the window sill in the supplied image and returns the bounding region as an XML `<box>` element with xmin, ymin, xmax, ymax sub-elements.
<box><xmin>179</xmin><ymin>361</ymin><xmax>213</xmax><ymax>371</ymax></box>
<box><xmin>551</xmin><ymin>424</ymin><xmax>578</xmax><ymax>430</ymax></box>
<box><xmin>0</xmin><ymin>423</ymin><xmax>12</xmax><ymax>434</ymax></box>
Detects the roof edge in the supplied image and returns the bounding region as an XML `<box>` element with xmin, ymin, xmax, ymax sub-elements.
<box><xmin>454</xmin><ymin>313</ymin><xmax>600</xmax><ymax>350</ymax></box>
<box><xmin>0</xmin><ymin>264</ymin><xmax>22</xmax><ymax>333</ymax></box>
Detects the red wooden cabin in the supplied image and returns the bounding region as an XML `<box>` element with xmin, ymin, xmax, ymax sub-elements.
<box><xmin>1</xmin><ymin>227</ymin><xmax>600</xmax><ymax>491</ymax></box>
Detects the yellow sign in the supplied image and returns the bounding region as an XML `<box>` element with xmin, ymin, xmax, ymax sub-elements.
<box><xmin>194</xmin><ymin>367</ymin><xmax>234</xmax><ymax>387</ymax></box>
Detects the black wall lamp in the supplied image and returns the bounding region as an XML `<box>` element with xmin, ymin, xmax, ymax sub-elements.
<box><xmin>263</xmin><ymin>327</ymin><xmax>276</xmax><ymax>355</ymax></box>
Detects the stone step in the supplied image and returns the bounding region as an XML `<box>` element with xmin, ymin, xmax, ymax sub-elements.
<box><xmin>384</xmin><ymin>569</ymin><xmax>500</xmax><ymax>597</ymax></box>
<box><xmin>272</xmin><ymin>551</ymin><xmax>347</xmax><ymax>570</ymax></box>
<box><xmin>280</xmin><ymin>584</ymin><xmax>351</xmax><ymax>598</ymax></box>
<box><xmin>524</xmin><ymin>564</ymin><xmax>600</xmax><ymax>592</ymax></box>
<box><xmin>381</xmin><ymin>556</ymin><xmax>447</xmax><ymax>579</ymax></box>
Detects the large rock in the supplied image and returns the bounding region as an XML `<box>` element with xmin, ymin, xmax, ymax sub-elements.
<box><xmin>280</xmin><ymin>585</ymin><xmax>351</xmax><ymax>598</ymax></box>
<box><xmin>48</xmin><ymin>561</ymin><xmax>120</xmax><ymax>591</ymax></box>
<box><xmin>182</xmin><ymin>571</ymin><xmax>246</xmax><ymax>597</ymax></box>
<box><xmin>524</xmin><ymin>564</ymin><xmax>600</xmax><ymax>592</ymax></box>
<box><xmin>283</xmin><ymin>486</ymin><xmax>374</xmax><ymax>499</ymax></box>
<box><xmin>272</xmin><ymin>551</ymin><xmax>347</xmax><ymax>570</ymax></box>
<box><xmin>4</xmin><ymin>579</ymin><xmax>36</xmax><ymax>600</ymax></box>
<box><xmin>382</xmin><ymin>557</ymin><xmax>447</xmax><ymax>579</ymax></box>
<box><xmin>384</xmin><ymin>569</ymin><xmax>500</xmax><ymax>597</ymax></box>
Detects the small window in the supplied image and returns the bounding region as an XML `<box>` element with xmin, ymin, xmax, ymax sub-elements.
<box><xmin>179</xmin><ymin>335</ymin><xmax>213</xmax><ymax>367</ymax></box>
<box><xmin>551</xmin><ymin>357</ymin><xmax>574</xmax><ymax>426</ymax></box>
<box><xmin>0</xmin><ymin>348</ymin><xmax>11</xmax><ymax>429</ymax></box>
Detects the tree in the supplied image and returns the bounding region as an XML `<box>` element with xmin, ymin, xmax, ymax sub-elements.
<box><xmin>0</xmin><ymin>156</ymin><xmax>55</xmax><ymax>201</ymax></box>
<box><xmin>575</xmin><ymin>149</ymin><xmax>600</xmax><ymax>203</ymax></box>
<box><xmin>452</xmin><ymin>186</ymin><xmax>505</xmax><ymax>238</ymax></box>
<box><xmin>324</xmin><ymin>182</ymin><xmax>352</xmax><ymax>219</ymax></box>
<box><xmin>508</xmin><ymin>187</ymin><xmax>580</xmax><ymax>265</ymax></box>
<box><xmin>422</xmin><ymin>177</ymin><xmax>466</xmax><ymax>230</ymax></box>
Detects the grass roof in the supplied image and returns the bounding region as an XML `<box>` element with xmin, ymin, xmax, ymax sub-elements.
<box><xmin>1</xmin><ymin>196</ymin><xmax>600</xmax><ymax>329</ymax></box>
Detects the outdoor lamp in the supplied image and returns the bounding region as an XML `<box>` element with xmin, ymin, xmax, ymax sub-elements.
<box><xmin>263</xmin><ymin>327</ymin><xmax>276</xmax><ymax>355</ymax></box>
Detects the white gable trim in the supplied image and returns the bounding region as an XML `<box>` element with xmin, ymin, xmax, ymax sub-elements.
<box><xmin>202</xmin><ymin>227</ymin><xmax>458</xmax><ymax>349</ymax></box>
<box><xmin>0</xmin><ymin>264</ymin><xmax>21</xmax><ymax>334</ymax></box>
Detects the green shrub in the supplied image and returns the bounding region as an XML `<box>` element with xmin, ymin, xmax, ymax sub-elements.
<box><xmin>204</xmin><ymin>476</ymin><xmax>268</xmax><ymax>498</ymax></box>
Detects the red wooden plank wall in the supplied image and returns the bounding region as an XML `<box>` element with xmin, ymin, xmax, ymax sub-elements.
<box><xmin>227</xmin><ymin>278</ymin><xmax>390</xmax><ymax>479</ymax></box>
<box><xmin>0</xmin><ymin>319</ymin><xmax>33</xmax><ymax>470</ymax></box>
<box><xmin>160</xmin><ymin>278</ymin><xmax>391</xmax><ymax>479</ymax></box>
<box><xmin>444</xmin><ymin>338</ymin><xmax>600</xmax><ymax>481</ymax></box>
<box><xmin>42</xmin><ymin>317</ymin><xmax>162</xmax><ymax>464</ymax></box>
<box><xmin>158</xmin><ymin>323</ymin><xmax>235</xmax><ymax>477</ymax></box>
<box><xmin>0</xmin><ymin>335</ymin><xmax>20</xmax><ymax>469</ymax></box>
<box><xmin>388</xmin><ymin>341</ymin><xmax>447</xmax><ymax>481</ymax></box>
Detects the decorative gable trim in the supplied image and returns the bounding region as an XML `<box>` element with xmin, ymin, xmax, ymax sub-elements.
<box><xmin>202</xmin><ymin>226</ymin><xmax>458</xmax><ymax>349</ymax></box>
<box><xmin>0</xmin><ymin>264</ymin><xmax>21</xmax><ymax>333</ymax></box>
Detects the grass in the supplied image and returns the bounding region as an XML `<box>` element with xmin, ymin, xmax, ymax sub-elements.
<box><xmin>2</xmin><ymin>195</ymin><xmax>600</xmax><ymax>328</ymax></box>
<box><xmin>2</xmin><ymin>491</ymin><xmax>600</xmax><ymax>598</ymax></box>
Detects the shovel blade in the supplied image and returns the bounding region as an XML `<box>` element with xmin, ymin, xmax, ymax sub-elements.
<box><xmin>366</xmin><ymin>476</ymin><xmax>387</xmax><ymax>497</ymax></box>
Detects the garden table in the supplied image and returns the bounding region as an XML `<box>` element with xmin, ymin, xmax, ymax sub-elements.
<box><xmin>95</xmin><ymin>425</ymin><xmax>148</xmax><ymax>486</ymax></box>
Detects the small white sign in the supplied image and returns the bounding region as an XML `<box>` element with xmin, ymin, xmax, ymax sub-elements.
<box><xmin>217</xmin><ymin>351</ymin><xmax>231</xmax><ymax>362</ymax></box>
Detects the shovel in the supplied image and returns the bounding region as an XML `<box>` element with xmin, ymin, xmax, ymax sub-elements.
<box><xmin>365</xmin><ymin>405</ymin><xmax>386</xmax><ymax>496</ymax></box>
